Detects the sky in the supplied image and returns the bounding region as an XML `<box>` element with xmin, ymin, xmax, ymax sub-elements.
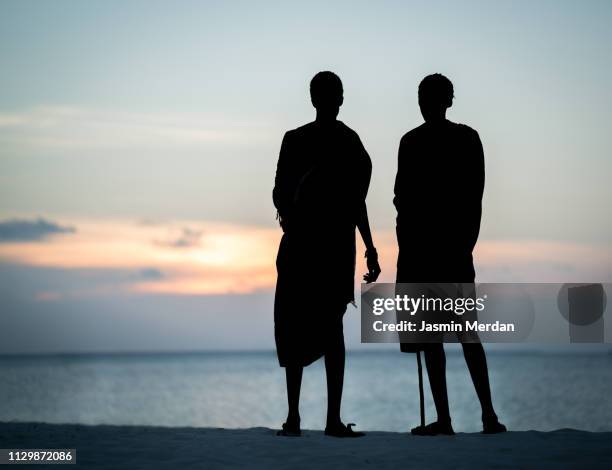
<box><xmin>0</xmin><ymin>0</ymin><xmax>611</xmax><ymax>353</ymax></box>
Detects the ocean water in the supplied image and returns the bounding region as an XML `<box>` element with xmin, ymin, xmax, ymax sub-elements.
<box><xmin>1</xmin><ymin>350</ymin><xmax>611</xmax><ymax>433</ymax></box>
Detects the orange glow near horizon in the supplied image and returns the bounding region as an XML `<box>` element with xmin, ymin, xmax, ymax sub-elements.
<box><xmin>0</xmin><ymin>218</ymin><xmax>610</xmax><ymax>297</ymax></box>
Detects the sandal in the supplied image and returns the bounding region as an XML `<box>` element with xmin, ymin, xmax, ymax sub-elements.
<box><xmin>324</xmin><ymin>422</ymin><xmax>365</xmax><ymax>438</ymax></box>
<box><xmin>411</xmin><ymin>421</ymin><xmax>455</xmax><ymax>436</ymax></box>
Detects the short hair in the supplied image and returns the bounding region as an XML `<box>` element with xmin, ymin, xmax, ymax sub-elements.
<box><xmin>310</xmin><ymin>71</ymin><xmax>343</xmax><ymax>107</ymax></box>
<box><xmin>418</xmin><ymin>73</ymin><xmax>454</xmax><ymax>105</ymax></box>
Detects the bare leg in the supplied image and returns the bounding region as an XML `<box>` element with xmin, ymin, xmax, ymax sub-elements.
<box><xmin>285</xmin><ymin>366</ymin><xmax>303</xmax><ymax>428</ymax></box>
<box><xmin>462</xmin><ymin>343</ymin><xmax>506</xmax><ymax>432</ymax></box>
<box><xmin>411</xmin><ymin>344</ymin><xmax>455</xmax><ymax>435</ymax></box>
<box><xmin>461</xmin><ymin>342</ymin><xmax>496</xmax><ymax>421</ymax></box>
<box><xmin>424</xmin><ymin>344</ymin><xmax>451</xmax><ymax>425</ymax></box>
<box><xmin>324</xmin><ymin>316</ymin><xmax>345</xmax><ymax>428</ymax></box>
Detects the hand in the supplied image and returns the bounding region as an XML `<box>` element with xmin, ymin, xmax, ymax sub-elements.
<box><xmin>363</xmin><ymin>248</ymin><xmax>381</xmax><ymax>283</ymax></box>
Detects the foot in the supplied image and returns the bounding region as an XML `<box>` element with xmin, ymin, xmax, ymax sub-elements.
<box><xmin>482</xmin><ymin>419</ymin><xmax>507</xmax><ymax>434</ymax></box>
<box><xmin>277</xmin><ymin>421</ymin><xmax>301</xmax><ymax>437</ymax></box>
<box><xmin>324</xmin><ymin>422</ymin><xmax>365</xmax><ymax>438</ymax></box>
<box><xmin>411</xmin><ymin>421</ymin><xmax>455</xmax><ymax>436</ymax></box>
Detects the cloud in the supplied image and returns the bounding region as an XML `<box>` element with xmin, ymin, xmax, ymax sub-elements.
<box><xmin>139</xmin><ymin>268</ymin><xmax>164</xmax><ymax>280</ymax></box>
<box><xmin>1</xmin><ymin>217</ymin><xmax>610</xmax><ymax>297</ymax></box>
<box><xmin>156</xmin><ymin>228</ymin><xmax>203</xmax><ymax>248</ymax></box>
<box><xmin>0</xmin><ymin>217</ymin><xmax>75</xmax><ymax>242</ymax></box>
<box><xmin>0</xmin><ymin>218</ymin><xmax>280</xmax><ymax>295</ymax></box>
<box><xmin>0</xmin><ymin>263</ymin><xmax>164</xmax><ymax>302</ymax></box>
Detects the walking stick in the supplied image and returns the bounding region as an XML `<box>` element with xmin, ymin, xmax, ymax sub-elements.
<box><xmin>416</xmin><ymin>350</ymin><xmax>425</xmax><ymax>427</ymax></box>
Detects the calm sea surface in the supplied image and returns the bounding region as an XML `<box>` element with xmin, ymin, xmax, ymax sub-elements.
<box><xmin>1</xmin><ymin>350</ymin><xmax>611</xmax><ymax>432</ymax></box>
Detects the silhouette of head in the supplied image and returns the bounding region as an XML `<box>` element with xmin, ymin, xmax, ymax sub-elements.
<box><xmin>418</xmin><ymin>74</ymin><xmax>454</xmax><ymax>122</ymax></box>
<box><xmin>310</xmin><ymin>71</ymin><xmax>344</xmax><ymax>119</ymax></box>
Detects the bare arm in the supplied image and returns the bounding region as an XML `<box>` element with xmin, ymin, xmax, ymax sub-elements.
<box><xmin>272</xmin><ymin>132</ymin><xmax>292</xmax><ymax>231</ymax></box>
<box><xmin>463</xmin><ymin>129</ymin><xmax>485</xmax><ymax>252</ymax></box>
<box><xmin>355</xmin><ymin>137</ymin><xmax>380</xmax><ymax>283</ymax></box>
<box><xmin>357</xmin><ymin>201</ymin><xmax>375</xmax><ymax>252</ymax></box>
<box><xmin>393</xmin><ymin>137</ymin><xmax>405</xmax><ymax>213</ymax></box>
<box><xmin>358</xmin><ymin>201</ymin><xmax>381</xmax><ymax>283</ymax></box>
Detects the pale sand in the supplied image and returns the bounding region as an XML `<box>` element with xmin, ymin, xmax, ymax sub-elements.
<box><xmin>1</xmin><ymin>423</ymin><xmax>611</xmax><ymax>469</ymax></box>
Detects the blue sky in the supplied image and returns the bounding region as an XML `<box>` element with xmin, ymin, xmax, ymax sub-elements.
<box><xmin>0</xmin><ymin>1</ymin><xmax>611</xmax><ymax>352</ymax></box>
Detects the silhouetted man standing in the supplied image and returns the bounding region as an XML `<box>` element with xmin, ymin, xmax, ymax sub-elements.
<box><xmin>273</xmin><ymin>71</ymin><xmax>380</xmax><ymax>437</ymax></box>
<box><xmin>394</xmin><ymin>74</ymin><xmax>506</xmax><ymax>435</ymax></box>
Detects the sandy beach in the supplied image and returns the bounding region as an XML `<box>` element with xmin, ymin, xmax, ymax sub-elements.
<box><xmin>1</xmin><ymin>422</ymin><xmax>611</xmax><ymax>469</ymax></box>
